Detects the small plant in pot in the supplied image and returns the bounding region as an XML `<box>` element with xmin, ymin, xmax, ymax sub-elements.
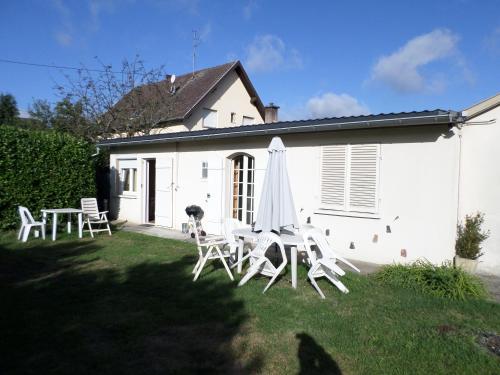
<box><xmin>455</xmin><ymin>212</ymin><xmax>490</xmax><ymax>273</ymax></box>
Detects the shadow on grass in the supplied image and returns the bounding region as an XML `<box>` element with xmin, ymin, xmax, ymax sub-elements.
<box><xmin>0</xmin><ymin>239</ymin><xmax>262</xmax><ymax>374</ymax></box>
<box><xmin>296</xmin><ymin>333</ymin><xmax>342</xmax><ymax>375</ymax></box>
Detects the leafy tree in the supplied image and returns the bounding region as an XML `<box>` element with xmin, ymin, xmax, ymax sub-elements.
<box><xmin>28</xmin><ymin>97</ymin><xmax>92</xmax><ymax>139</ymax></box>
<box><xmin>0</xmin><ymin>93</ymin><xmax>19</xmax><ymax>125</ymax></box>
<box><xmin>28</xmin><ymin>99</ymin><xmax>54</xmax><ymax>129</ymax></box>
<box><xmin>52</xmin><ymin>97</ymin><xmax>90</xmax><ymax>138</ymax></box>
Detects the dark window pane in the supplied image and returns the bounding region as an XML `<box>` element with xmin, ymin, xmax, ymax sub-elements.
<box><xmin>248</xmin><ymin>157</ymin><xmax>254</xmax><ymax>169</ymax></box>
<box><xmin>122</xmin><ymin>169</ymin><xmax>130</xmax><ymax>191</ymax></box>
<box><xmin>238</xmin><ymin>170</ymin><xmax>243</xmax><ymax>183</ymax></box>
<box><xmin>238</xmin><ymin>196</ymin><xmax>243</xmax><ymax>209</ymax></box>
<box><xmin>238</xmin><ymin>209</ymin><xmax>243</xmax><ymax>221</ymax></box>
<box><xmin>246</xmin><ymin>183</ymin><xmax>253</xmax><ymax>197</ymax></box>
<box><xmin>246</xmin><ymin>212</ymin><xmax>252</xmax><ymax>224</ymax></box>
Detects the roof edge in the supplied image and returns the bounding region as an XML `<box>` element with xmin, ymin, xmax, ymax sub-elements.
<box><xmin>97</xmin><ymin>110</ymin><xmax>459</xmax><ymax>147</ymax></box>
<box><xmin>181</xmin><ymin>61</ymin><xmax>265</xmax><ymax>121</ymax></box>
<box><xmin>464</xmin><ymin>92</ymin><xmax>500</xmax><ymax>120</ymax></box>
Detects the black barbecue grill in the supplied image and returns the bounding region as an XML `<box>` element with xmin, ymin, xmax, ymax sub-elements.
<box><xmin>185</xmin><ymin>205</ymin><xmax>206</xmax><ymax>238</ymax></box>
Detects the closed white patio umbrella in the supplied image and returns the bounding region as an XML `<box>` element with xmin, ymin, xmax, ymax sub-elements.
<box><xmin>254</xmin><ymin>136</ymin><xmax>299</xmax><ymax>233</ymax></box>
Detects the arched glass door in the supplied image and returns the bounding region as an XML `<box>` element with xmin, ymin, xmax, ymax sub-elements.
<box><xmin>231</xmin><ymin>154</ymin><xmax>255</xmax><ymax>224</ymax></box>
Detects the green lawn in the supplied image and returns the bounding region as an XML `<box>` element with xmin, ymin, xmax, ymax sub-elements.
<box><xmin>1</xmin><ymin>230</ymin><xmax>499</xmax><ymax>374</ymax></box>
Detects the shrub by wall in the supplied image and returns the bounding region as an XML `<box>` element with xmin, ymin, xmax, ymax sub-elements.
<box><xmin>0</xmin><ymin>126</ymin><xmax>96</xmax><ymax>229</ymax></box>
<box><xmin>375</xmin><ymin>260</ymin><xmax>488</xmax><ymax>300</ymax></box>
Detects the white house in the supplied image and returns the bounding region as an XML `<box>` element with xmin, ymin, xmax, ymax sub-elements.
<box><xmin>98</xmin><ymin>61</ymin><xmax>500</xmax><ymax>276</ymax></box>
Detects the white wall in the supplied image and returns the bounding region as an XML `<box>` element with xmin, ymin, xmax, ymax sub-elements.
<box><xmin>109</xmin><ymin>124</ymin><xmax>463</xmax><ymax>269</ymax></box>
<box><xmin>460</xmin><ymin>105</ymin><xmax>500</xmax><ymax>274</ymax></box>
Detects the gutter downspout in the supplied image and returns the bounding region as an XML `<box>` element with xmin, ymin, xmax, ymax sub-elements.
<box><xmin>456</xmin><ymin>124</ymin><xmax>463</xmax><ymax>229</ymax></box>
<box><xmin>91</xmin><ymin>145</ymin><xmax>100</xmax><ymax>157</ymax></box>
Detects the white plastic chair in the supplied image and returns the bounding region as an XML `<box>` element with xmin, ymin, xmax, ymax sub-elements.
<box><xmin>222</xmin><ymin>218</ymin><xmax>250</xmax><ymax>270</ymax></box>
<box><xmin>302</xmin><ymin>227</ymin><xmax>360</xmax><ymax>298</ymax></box>
<box><xmin>191</xmin><ymin>215</ymin><xmax>234</xmax><ymax>281</ymax></box>
<box><xmin>81</xmin><ymin>198</ymin><xmax>112</xmax><ymax>238</ymax></box>
<box><xmin>238</xmin><ymin>232</ymin><xmax>287</xmax><ymax>293</ymax></box>
<box><xmin>18</xmin><ymin>206</ymin><xmax>46</xmax><ymax>242</ymax></box>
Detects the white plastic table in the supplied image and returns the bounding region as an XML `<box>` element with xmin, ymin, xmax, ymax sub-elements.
<box><xmin>41</xmin><ymin>208</ymin><xmax>83</xmax><ymax>241</ymax></box>
<box><xmin>232</xmin><ymin>227</ymin><xmax>307</xmax><ymax>289</ymax></box>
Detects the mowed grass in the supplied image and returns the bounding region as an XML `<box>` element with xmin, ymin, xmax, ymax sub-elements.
<box><xmin>1</xmin><ymin>230</ymin><xmax>499</xmax><ymax>374</ymax></box>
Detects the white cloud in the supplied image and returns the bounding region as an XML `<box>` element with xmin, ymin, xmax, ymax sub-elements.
<box><xmin>55</xmin><ymin>31</ymin><xmax>73</xmax><ymax>46</ymax></box>
<box><xmin>52</xmin><ymin>0</ymin><xmax>74</xmax><ymax>46</ymax></box>
<box><xmin>484</xmin><ymin>27</ymin><xmax>500</xmax><ymax>55</ymax></box>
<box><xmin>89</xmin><ymin>0</ymin><xmax>118</xmax><ymax>31</ymax></box>
<box><xmin>19</xmin><ymin>109</ymin><xmax>31</xmax><ymax>119</ymax></box>
<box><xmin>370</xmin><ymin>28</ymin><xmax>459</xmax><ymax>93</ymax></box>
<box><xmin>307</xmin><ymin>92</ymin><xmax>370</xmax><ymax>118</ymax></box>
<box><xmin>245</xmin><ymin>35</ymin><xmax>302</xmax><ymax>73</ymax></box>
<box><xmin>243</xmin><ymin>0</ymin><xmax>258</xmax><ymax>20</ymax></box>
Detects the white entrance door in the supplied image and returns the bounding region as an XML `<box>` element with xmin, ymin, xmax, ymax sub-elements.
<box><xmin>155</xmin><ymin>157</ymin><xmax>173</xmax><ymax>227</ymax></box>
<box><xmin>203</xmin><ymin>155</ymin><xmax>223</xmax><ymax>234</ymax></box>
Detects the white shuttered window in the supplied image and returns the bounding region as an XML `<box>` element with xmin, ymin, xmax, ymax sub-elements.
<box><xmin>321</xmin><ymin>144</ymin><xmax>380</xmax><ymax>213</ymax></box>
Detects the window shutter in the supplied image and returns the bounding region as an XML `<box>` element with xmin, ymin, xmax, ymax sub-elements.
<box><xmin>321</xmin><ymin>145</ymin><xmax>347</xmax><ymax>209</ymax></box>
<box><xmin>202</xmin><ymin>109</ymin><xmax>217</xmax><ymax>128</ymax></box>
<box><xmin>348</xmin><ymin>144</ymin><xmax>379</xmax><ymax>212</ymax></box>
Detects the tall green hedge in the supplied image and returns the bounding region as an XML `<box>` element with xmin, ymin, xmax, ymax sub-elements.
<box><xmin>0</xmin><ymin>126</ymin><xmax>96</xmax><ymax>229</ymax></box>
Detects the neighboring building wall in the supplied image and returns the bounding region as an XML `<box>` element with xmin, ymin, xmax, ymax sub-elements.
<box><xmin>460</xmin><ymin>105</ymin><xmax>500</xmax><ymax>274</ymax></box>
<box><xmin>144</xmin><ymin>70</ymin><xmax>263</xmax><ymax>135</ymax></box>
<box><xmin>109</xmin><ymin>124</ymin><xmax>462</xmax><ymax>269</ymax></box>
<box><xmin>184</xmin><ymin>69</ymin><xmax>263</xmax><ymax>130</ymax></box>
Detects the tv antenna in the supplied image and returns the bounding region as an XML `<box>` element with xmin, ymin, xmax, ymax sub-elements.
<box><xmin>192</xmin><ymin>29</ymin><xmax>200</xmax><ymax>76</ymax></box>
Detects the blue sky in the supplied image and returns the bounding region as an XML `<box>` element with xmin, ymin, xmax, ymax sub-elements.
<box><xmin>1</xmin><ymin>0</ymin><xmax>499</xmax><ymax>120</ymax></box>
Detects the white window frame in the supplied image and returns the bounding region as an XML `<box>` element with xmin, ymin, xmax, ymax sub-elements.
<box><xmin>231</xmin><ymin>154</ymin><xmax>255</xmax><ymax>224</ymax></box>
<box><xmin>319</xmin><ymin>144</ymin><xmax>380</xmax><ymax>214</ymax></box>
<box><xmin>202</xmin><ymin>108</ymin><xmax>218</xmax><ymax>128</ymax></box>
<box><xmin>242</xmin><ymin>116</ymin><xmax>254</xmax><ymax>125</ymax></box>
<box><xmin>201</xmin><ymin>161</ymin><xmax>208</xmax><ymax>179</ymax></box>
<box><xmin>118</xmin><ymin>159</ymin><xmax>138</xmax><ymax>195</ymax></box>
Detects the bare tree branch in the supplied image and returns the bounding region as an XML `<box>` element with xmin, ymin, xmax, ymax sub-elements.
<box><xmin>56</xmin><ymin>56</ymin><xmax>176</xmax><ymax>141</ymax></box>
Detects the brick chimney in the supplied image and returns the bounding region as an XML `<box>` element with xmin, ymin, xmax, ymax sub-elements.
<box><xmin>264</xmin><ymin>102</ymin><xmax>279</xmax><ymax>123</ymax></box>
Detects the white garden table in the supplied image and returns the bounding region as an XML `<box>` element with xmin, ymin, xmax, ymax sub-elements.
<box><xmin>232</xmin><ymin>227</ymin><xmax>307</xmax><ymax>289</ymax></box>
<box><xmin>41</xmin><ymin>208</ymin><xmax>83</xmax><ymax>241</ymax></box>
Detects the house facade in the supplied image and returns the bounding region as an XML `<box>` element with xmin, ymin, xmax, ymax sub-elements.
<box><xmin>98</xmin><ymin>62</ymin><xmax>500</xmax><ymax>276</ymax></box>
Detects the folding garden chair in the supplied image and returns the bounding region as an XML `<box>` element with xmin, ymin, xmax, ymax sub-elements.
<box><xmin>81</xmin><ymin>198</ymin><xmax>112</xmax><ymax>238</ymax></box>
<box><xmin>191</xmin><ymin>215</ymin><xmax>234</xmax><ymax>281</ymax></box>
<box><xmin>237</xmin><ymin>232</ymin><xmax>287</xmax><ymax>293</ymax></box>
<box><xmin>302</xmin><ymin>227</ymin><xmax>360</xmax><ymax>298</ymax></box>
<box><xmin>18</xmin><ymin>206</ymin><xmax>46</xmax><ymax>242</ymax></box>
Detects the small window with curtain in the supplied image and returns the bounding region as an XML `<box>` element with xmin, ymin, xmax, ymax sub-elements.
<box><xmin>118</xmin><ymin>159</ymin><xmax>138</xmax><ymax>194</ymax></box>
<box><xmin>320</xmin><ymin>144</ymin><xmax>380</xmax><ymax>213</ymax></box>
<box><xmin>201</xmin><ymin>161</ymin><xmax>208</xmax><ymax>179</ymax></box>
